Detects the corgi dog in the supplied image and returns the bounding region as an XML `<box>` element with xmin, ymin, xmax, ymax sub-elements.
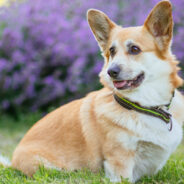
<box><xmin>1</xmin><ymin>0</ymin><xmax>183</xmax><ymax>183</ymax></box>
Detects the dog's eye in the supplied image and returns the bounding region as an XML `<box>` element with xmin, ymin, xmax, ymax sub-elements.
<box><xmin>109</xmin><ymin>46</ymin><xmax>116</xmax><ymax>57</ymax></box>
<box><xmin>128</xmin><ymin>45</ymin><xmax>141</xmax><ymax>55</ymax></box>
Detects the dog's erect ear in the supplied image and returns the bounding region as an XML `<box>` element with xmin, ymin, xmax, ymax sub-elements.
<box><xmin>87</xmin><ymin>9</ymin><xmax>116</xmax><ymax>51</ymax></box>
<box><xmin>144</xmin><ymin>1</ymin><xmax>173</xmax><ymax>51</ymax></box>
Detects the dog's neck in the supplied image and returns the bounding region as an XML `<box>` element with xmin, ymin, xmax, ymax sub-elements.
<box><xmin>115</xmin><ymin>76</ymin><xmax>174</xmax><ymax>107</ymax></box>
<box><xmin>113</xmin><ymin>93</ymin><xmax>173</xmax><ymax>131</ymax></box>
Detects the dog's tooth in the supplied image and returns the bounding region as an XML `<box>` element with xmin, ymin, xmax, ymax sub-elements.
<box><xmin>128</xmin><ymin>81</ymin><xmax>132</xmax><ymax>86</ymax></box>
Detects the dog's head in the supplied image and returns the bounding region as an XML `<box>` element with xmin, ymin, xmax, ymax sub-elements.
<box><xmin>87</xmin><ymin>1</ymin><xmax>183</xmax><ymax>107</ymax></box>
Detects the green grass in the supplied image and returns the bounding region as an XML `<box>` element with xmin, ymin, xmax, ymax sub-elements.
<box><xmin>0</xmin><ymin>113</ymin><xmax>183</xmax><ymax>184</ymax></box>
<box><xmin>0</xmin><ymin>112</ymin><xmax>42</xmax><ymax>158</ymax></box>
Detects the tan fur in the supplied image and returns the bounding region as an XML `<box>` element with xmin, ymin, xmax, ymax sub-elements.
<box><xmin>12</xmin><ymin>1</ymin><xmax>184</xmax><ymax>182</ymax></box>
<box><xmin>12</xmin><ymin>88</ymin><xmax>137</xmax><ymax>176</ymax></box>
<box><xmin>12</xmin><ymin>86</ymin><xmax>184</xmax><ymax>178</ymax></box>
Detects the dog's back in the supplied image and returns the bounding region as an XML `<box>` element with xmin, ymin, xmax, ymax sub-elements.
<box><xmin>12</xmin><ymin>90</ymin><xmax>101</xmax><ymax>176</ymax></box>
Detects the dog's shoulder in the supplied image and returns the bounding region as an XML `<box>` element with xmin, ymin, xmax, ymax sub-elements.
<box><xmin>170</xmin><ymin>89</ymin><xmax>184</xmax><ymax>126</ymax></box>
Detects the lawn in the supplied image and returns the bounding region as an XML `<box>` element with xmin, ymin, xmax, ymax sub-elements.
<box><xmin>0</xmin><ymin>113</ymin><xmax>183</xmax><ymax>184</ymax></box>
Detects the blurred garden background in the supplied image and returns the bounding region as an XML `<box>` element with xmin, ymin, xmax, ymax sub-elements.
<box><xmin>0</xmin><ymin>0</ymin><xmax>184</xmax><ymax>183</ymax></box>
<box><xmin>0</xmin><ymin>0</ymin><xmax>184</xmax><ymax>116</ymax></box>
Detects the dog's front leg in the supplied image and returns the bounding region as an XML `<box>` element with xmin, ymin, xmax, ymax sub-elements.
<box><xmin>103</xmin><ymin>150</ymin><xmax>135</xmax><ymax>183</ymax></box>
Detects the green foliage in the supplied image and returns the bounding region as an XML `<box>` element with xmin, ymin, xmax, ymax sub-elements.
<box><xmin>0</xmin><ymin>112</ymin><xmax>42</xmax><ymax>157</ymax></box>
<box><xmin>0</xmin><ymin>155</ymin><xmax>184</xmax><ymax>184</ymax></box>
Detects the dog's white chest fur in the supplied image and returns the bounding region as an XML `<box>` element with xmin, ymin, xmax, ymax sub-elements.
<box><xmin>116</xmin><ymin>114</ymin><xmax>183</xmax><ymax>182</ymax></box>
<box><xmin>96</xmin><ymin>90</ymin><xmax>183</xmax><ymax>182</ymax></box>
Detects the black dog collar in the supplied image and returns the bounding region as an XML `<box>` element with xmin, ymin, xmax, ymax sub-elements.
<box><xmin>114</xmin><ymin>94</ymin><xmax>174</xmax><ymax>131</ymax></box>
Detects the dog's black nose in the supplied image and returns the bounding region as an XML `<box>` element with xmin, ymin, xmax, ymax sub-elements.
<box><xmin>107</xmin><ymin>65</ymin><xmax>121</xmax><ymax>78</ymax></box>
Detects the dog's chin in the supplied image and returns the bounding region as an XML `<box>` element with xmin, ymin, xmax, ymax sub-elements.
<box><xmin>112</xmin><ymin>72</ymin><xmax>145</xmax><ymax>91</ymax></box>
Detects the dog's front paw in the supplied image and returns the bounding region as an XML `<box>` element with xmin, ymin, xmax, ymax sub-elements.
<box><xmin>109</xmin><ymin>177</ymin><xmax>121</xmax><ymax>183</ymax></box>
<box><xmin>104</xmin><ymin>160</ymin><xmax>134</xmax><ymax>183</ymax></box>
<box><xmin>104</xmin><ymin>161</ymin><xmax>121</xmax><ymax>183</ymax></box>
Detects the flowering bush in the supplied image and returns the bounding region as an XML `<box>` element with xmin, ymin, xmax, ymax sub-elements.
<box><xmin>0</xmin><ymin>0</ymin><xmax>183</xmax><ymax>113</ymax></box>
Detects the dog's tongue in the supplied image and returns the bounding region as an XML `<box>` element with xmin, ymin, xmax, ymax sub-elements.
<box><xmin>113</xmin><ymin>81</ymin><xmax>127</xmax><ymax>88</ymax></box>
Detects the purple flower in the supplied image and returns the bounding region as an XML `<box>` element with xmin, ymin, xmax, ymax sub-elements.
<box><xmin>0</xmin><ymin>0</ymin><xmax>183</xmax><ymax>112</ymax></box>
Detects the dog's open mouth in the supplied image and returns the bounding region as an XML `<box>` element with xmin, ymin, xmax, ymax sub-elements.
<box><xmin>113</xmin><ymin>72</ymin><xmax>145</xmax><ymax>90</ymax></box>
